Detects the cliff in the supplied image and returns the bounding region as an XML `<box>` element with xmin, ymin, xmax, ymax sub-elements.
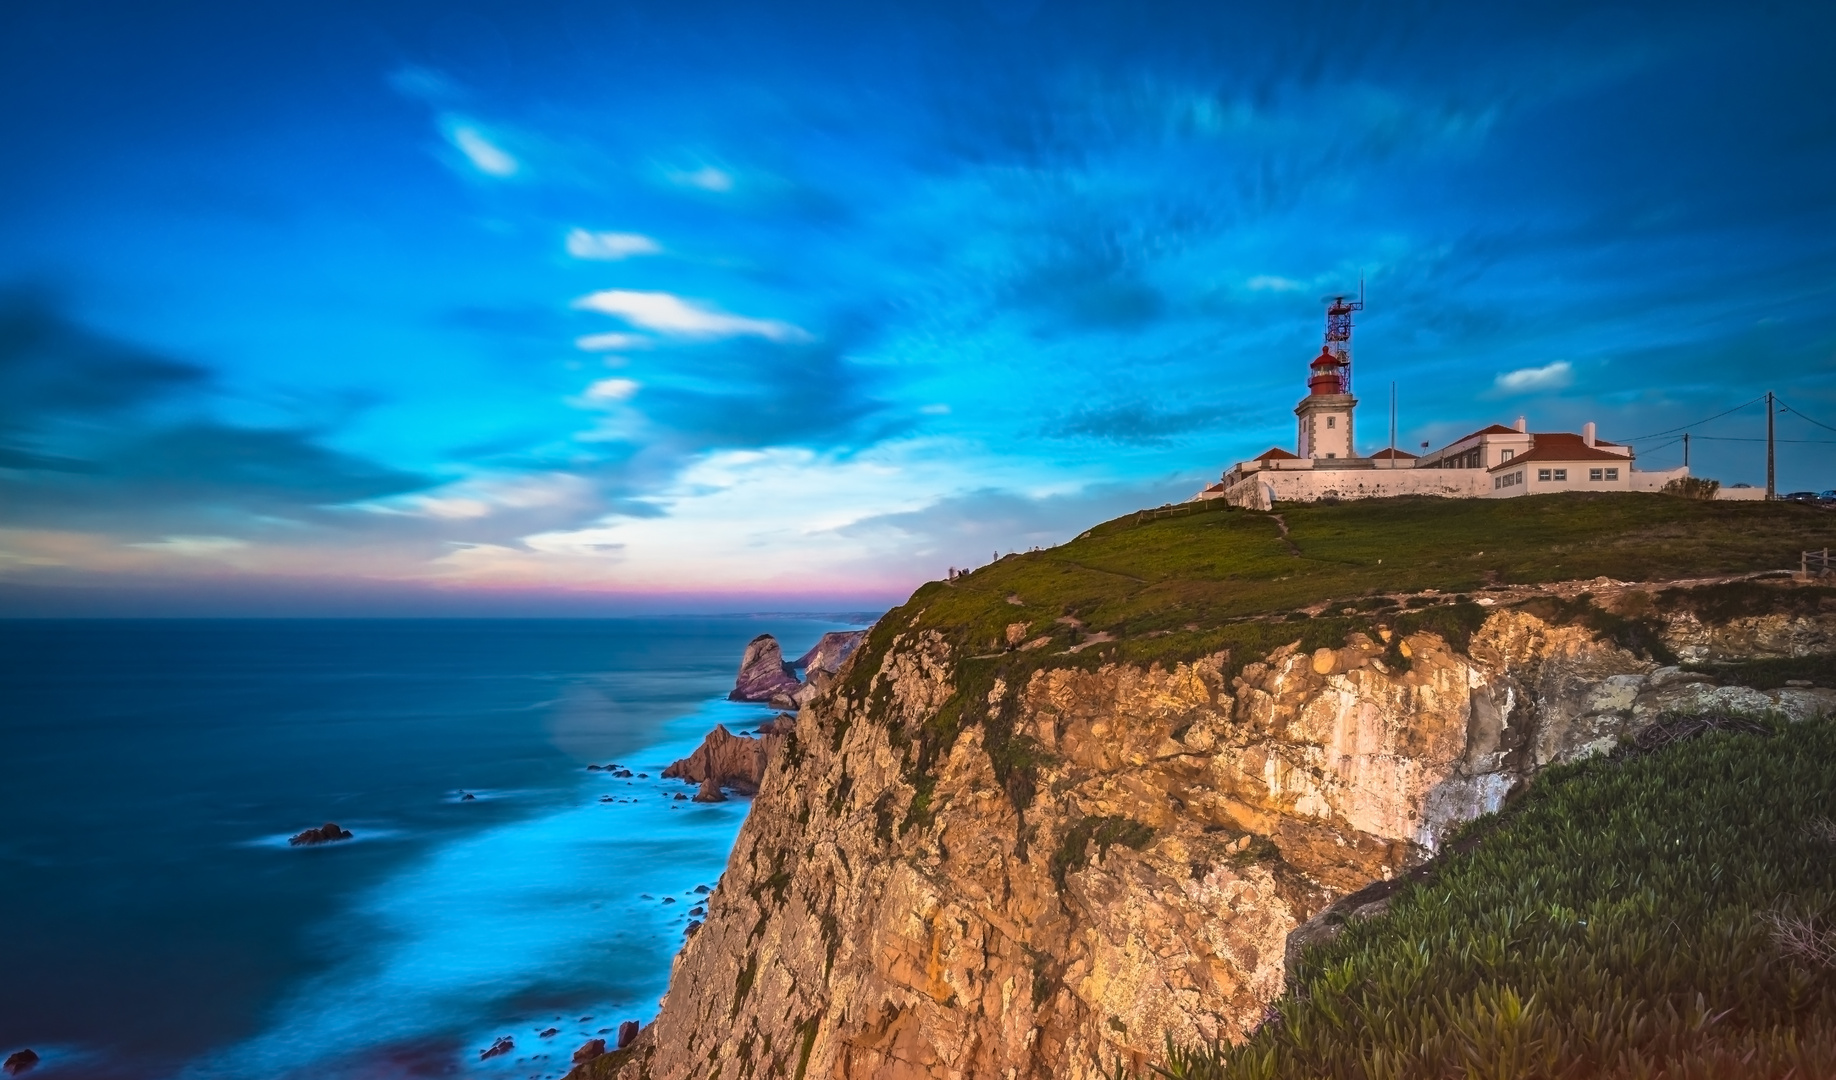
<box><xmin>576</xmin><ymin>494</ymin><xmax>1836</xmax><ymax>1080</ymax></box>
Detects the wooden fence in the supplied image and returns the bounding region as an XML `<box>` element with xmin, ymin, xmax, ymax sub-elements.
<box><xmin>1804</xmin><ymin>548</ymin><xmax>1834</xmax><ymax>576</ymax></box>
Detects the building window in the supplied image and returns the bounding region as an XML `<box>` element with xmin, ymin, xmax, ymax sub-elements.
<box><xmin>1589</xmin><ymin>468</ymin><xmax>1603</xmax><ymax>481</ymax></box>
<box><xmin>1327</xmin><ymin>416</ymin><xmax>1336</xmax><ymax>428</ymax></box>
<box><xmin>1538</xmin><ymin>469</ymin><xmax>1552</xmax><ymax>481</ymax></box>
<box><xmin>1606</xmin><ymin>468</ymin><xmax>1619</xmax><ymax>481</ymax></box>
<box><xmin>1494</xmin><ymin>477</ymin><xmax>1501</xmax><ymax>490</ymax></box>
<box><xmin>1502</xmin><ymin>449</ymin><xmax>1514</xmax><ymax>461</ymax></box>
<box><xmin>1554</xmin><ymin>469</ymin><xmax>1567</xmax><ymax>481</ymax></box>
<box><xmin>1326</xmin><ymin>453</ymin><xmax>1335</xmax><ymax>458</ymax></box>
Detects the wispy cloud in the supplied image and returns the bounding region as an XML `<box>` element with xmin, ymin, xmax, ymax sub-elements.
<box><xmin>443</xmin><ymin>120</ymin><xmax>518</xmax><ymax>177</ymax></box>
<box><xmin>668</xmin><ymin>166</ymin><xmax>734</xmax><ymax>192</ymax></box>
<box><xmin>1494</xmin><ymin>361</ymin><xmax>1574</xmax><ymax>394</ymax></box>
<box><xmin>565</xmin><ymin>229</ymin><xmax>661</xmax><ymax>260</ymax></box>
<box><xmin>574</xmin><ymin>332</ymin><xmax>652</xmax><ymax>352</ymax></box>
<box><xmin>1247</xmin><ymin>275</ymin><xmax>1304</xmax><ymax>292</ymax></box>
<box><xmin>579</xmin><ymin>377</ymin><xmax>639</xmax><ymax>403</ymax></box>
<box><xmin>572</xmin><ymin>290</ymin><xmax>809</xmax><ymax>342</ymax></box>
<box><xmin>129</xmin><ymin>535</ymin><xmax>248</xmax><ymax>557</ymax></box>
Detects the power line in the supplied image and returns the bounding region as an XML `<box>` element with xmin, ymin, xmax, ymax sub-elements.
<box><xmin>1687</xmin><ymin>436</ymin><xmax>1836</xmax><ymax>444</ymax></box>
<box><xmin>1624</xmin><ymin>394</ymin><xmax>1767</xmax><ymax>441</ymax></box>
<box><xmin>1777</xmin><ymin>397</ymin><xmax>1836</xmax><ymax>435</ymax></box>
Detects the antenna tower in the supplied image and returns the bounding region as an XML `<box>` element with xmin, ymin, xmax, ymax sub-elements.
<box><xmin>1321</xmin><ymin>279</ymin><xmax>1365</xmax><ymax>394</ymax></box>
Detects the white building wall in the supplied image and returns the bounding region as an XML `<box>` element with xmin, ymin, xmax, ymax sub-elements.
<box><xmin>1209</xmin><ymin>467</ymin><xmax>1493</xmax><ymax>509</ymax></box>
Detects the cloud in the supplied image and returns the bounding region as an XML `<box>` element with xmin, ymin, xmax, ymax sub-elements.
<box><xmin>668</xmin><ymin>166</ymin><xmax>734</xmax><ymax>192</ymax></box>
<box><xmin>1044</xmin><ymin>401</ymin><xmax>1240</xmax><ymax>445</ymax></box>
<box><xmin>129</xmin><ymin>535</ymin><xmax>247</xmax><ymax>557</ymax></box>
<box><xmin>443</xmin><ymin>120</ymin><xmax>518</xmax><ymax>176</ymax></box>
<box><xmin>920</xmin><ymin>404</ymin><xmax>951</xmax><ymax>415</ymax></box>
<box><xmin>565</xmin><ymin>229</ymin><xmax>662</xmax><ymax>260</ymax></box>
<box><xmin>573</xmin><ymin>290</ymin><xmax>809</xmax><ymax>342</ymax></box>
<box><xmin>579</xmin><ymin>377</ymin><xmax>639</xmax><ymax>403</ymax></box>
<box><xmin>1494</xmin><ymin>360</ymin><xmax>1574</xmax><ymax>394</ymax></box>
<box><xmin>836</xmin><ymin>477</ymin><xmax>1202</xmax><ymax>565</ymax></box>
<box><xmin>0</xmin><ymin>295</ymin><xmax>431</xmax><ymax>538</ymax></box>
<box><xmin>1247</xmin><ymin>275</ymin><xmax>1304</xmax><ymax>292</ymax></box>
<box><xmin>574</xmin><ymin>332</ymin><xmax>651</xmax><ymax>352</ymax></box>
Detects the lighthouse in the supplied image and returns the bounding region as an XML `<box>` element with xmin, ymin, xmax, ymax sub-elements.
<box><xmin>1294</xmin><ymin>292</ymin><xmax>1361</xmax><ymax>460</ymax></box>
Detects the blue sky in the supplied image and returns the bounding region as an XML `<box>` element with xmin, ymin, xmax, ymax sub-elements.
<box><xmin>3</xmin><ymin>0</ymin><xmax>1834</xmax><ymax>613</ymax></box>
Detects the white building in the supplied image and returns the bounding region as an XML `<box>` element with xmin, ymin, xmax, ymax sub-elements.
<box><xmin>1196</xmin><ymin>300</ymin><xmax>1688</xmax><ymax>510</ymax></box>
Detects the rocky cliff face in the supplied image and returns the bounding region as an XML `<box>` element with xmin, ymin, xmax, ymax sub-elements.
<box><xmin>580</xmin><ymin>579</ymin><xmax>1835</xmax><ymax>1080</ymax></box>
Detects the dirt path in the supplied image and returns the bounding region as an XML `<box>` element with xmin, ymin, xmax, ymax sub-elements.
<box><xmin>1268</xmin><ymin>513</ymin><xmax>1302</xmax><ymax>557</ymax></box>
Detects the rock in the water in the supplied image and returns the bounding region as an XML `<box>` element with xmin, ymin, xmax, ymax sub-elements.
<box><xmin>792</xmin><ymin>630</ymin><xmax>866</xmax><ymax>676</ymax></box>
<box><xmin>728</xmin><ymin>634</ymin><xmax>803</xmax><ymax>703</ymax></box>
<box><xmin>478</xmin><ymin>1036</ymin><xmax>514</xmax><ymax>1061</ymax></box>
<box><xmin>572</xmin><ymin>1039</ymin><xmax>607</xmax><ymax>1064</ymax></box>
<box><xmin>673</xmin><ymin>792</ymin><xmax>688</xmax><ymax>801</ymax></box>
<box><xmin>692</xmin><ymin>777</ymin><xmax>727</xmax><ymax>803</ymax></box>
<box><xmin>662</xmin><ymin>725</ymin><xmax>769</xmax><ymax>795</ymax></box>
<box><xmin>288</xmin><ymin>822</ymin><xmax>353</xmax><ymax>846</ymax></box>
<box><xmin>539</xmin><ymin>1027</ymin><xmax>559</xmax><ymax>1039</ymax></box>
<box><xmin>617</xmin><ymin>1021</ymin><xmax>640</xmax><ymax>1049</ymax></box>
<box><xmin>4</xmin><ymin>1050</ymin><xmax>38</xmax><ymax>1076</ymax></box>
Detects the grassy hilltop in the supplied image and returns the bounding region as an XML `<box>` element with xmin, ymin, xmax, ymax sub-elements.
<box><xmin>894</xmin><ymin>492</ymin><xmax>1836</xmax><ymax>656</ymax></box>
<box><xmin>849</xmin><ymin>492</ymin><xmax>1836</xmax><ymax>702</ymax></box>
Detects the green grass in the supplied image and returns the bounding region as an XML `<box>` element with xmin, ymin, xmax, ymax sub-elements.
<box><xmin>865</xmin><ymin>494</ymin><xmax>1834</xmax><ymax>673</ymax></box>
<box><xmin>1133</xmin><ymin>713</ymin><xmax>1836</xmax><ymax>1080</ymax></box>
<box><xmin>835</xmin><ymin>493</ymin><xmax>1835</xmax><ymax>826</ymax></box>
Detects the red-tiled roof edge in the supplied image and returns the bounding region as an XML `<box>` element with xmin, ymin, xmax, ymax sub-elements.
<box><xmin>1487</xmin><ymin>443</ymin><xmax>1631</xmax><ymax>471</ymax></box>
<box><xmin>1369</xmin><ymin>447</ymin><xmax>1419</xmax><ymax>459</ymax></box>
<box><xmin>1255</xmin><ymin>446</ymin><xmax>1300</xmax><ymax>460</ymax></box>
<box><xmin>1443</xmin><ymin>423</ymin><xmax>1523</xmax><ymax>446</ymax></box>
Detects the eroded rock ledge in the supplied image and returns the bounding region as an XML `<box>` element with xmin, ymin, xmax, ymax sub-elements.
<box><xmin>577</xmin><ymin>579</ymin><xmax>1835</xmax><ymax>1080</ymax></box>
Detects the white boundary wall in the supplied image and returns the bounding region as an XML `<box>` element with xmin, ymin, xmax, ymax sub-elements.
<box><xmin>1203</xmin><ymin>468</ymin><xmax>1492</xmax><ymax>510</ymax></box>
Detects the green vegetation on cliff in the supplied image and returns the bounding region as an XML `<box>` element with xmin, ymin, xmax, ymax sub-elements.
<box><xmin>893</xmin><ymin>493</ymin><xmax>1835</xmax><ymax>662</ymax></box>
<box><xmin>836</xmin><ymin>493</ymin><xmax>1835</xmax><ymax>834</ymax></box>
<box><xmin>1145</xmin><ymin>713</ymin><xmax>1836</xmax><ymax>1080</ymax></box>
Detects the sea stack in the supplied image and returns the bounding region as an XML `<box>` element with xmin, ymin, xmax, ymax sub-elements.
<box><xmin>727</xmin><ymin>634</ymin><xmax>803</xmax><ymax>703</ymax></box>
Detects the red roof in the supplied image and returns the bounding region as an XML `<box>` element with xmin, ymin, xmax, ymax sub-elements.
<box><xmin>1255</xmin><ymin>446</ymin><xmax>1301</xmax><ymax>461</ymax></box>
<box><xmin>1369</xmin><ymin>447</ymin><xmax>1419</xmax><ymax>460</ymax></box>
<box><xmin>1446</xmin><ymin>424</ymin><xmax>1523</xmax><ymax>446</ymax></box>
<box><xmin>1487</xmin><ymin>432</ymin><xmax>1632</xmax><ymax>471</ymax></box>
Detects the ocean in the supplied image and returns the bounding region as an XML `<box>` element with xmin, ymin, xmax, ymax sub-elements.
<box><xmin>0</xmin><ymin>617</ymin><xmax>865</xmax><ymax>1080</ymax></box>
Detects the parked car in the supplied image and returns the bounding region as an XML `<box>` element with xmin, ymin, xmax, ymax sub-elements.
<box><xmin>1819</xmin><ymin>490</ymin><xmax>1836</xmax><ymax>505</ymax></box>
<box><xmin>1783</xmin><ymin>491</ymin><xmax>1820</xmax><ymax>503</ymax></box>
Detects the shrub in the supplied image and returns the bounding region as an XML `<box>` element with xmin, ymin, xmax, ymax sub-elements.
<box><xmin>1664</xmin><ymin>476</ymin><xmax>1722</xmax><ymax>500</ymax></box>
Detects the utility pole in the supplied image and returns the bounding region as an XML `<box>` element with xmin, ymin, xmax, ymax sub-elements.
<box><xmin>1682</xmin><ymin>432</ymin><xmax>1689</xmax><ymax>469</ymax></box>
<box><xmin>1766</xmin><ymin>391</ymin><xmax>1776</xmax><ymax>501</ymax></box>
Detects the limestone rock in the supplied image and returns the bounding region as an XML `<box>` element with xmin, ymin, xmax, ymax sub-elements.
<box><xmin>663</xmin><ymin>724</ymin><xmax>769</xmax><ymax>795</ymax></box>
<box><xmin>794</xmin><ymin>630</ymin><xmax>867</xmax><ymax>676</ymax></box>
<box><xmin>617</xmin><ymin>1020</ymin><xmax>640</xmax><ymax>1048</ymax></box>
<box><xmin>728</xmin><ymin>634</ymin><xmax>803</xmax><ymax>703</ymax></box>
<box><xmin>573</xmin><ymin>1039</ymin><xmax>606</xmax><ymax>1064</ymax></box>
<box><xmin>572</xmin><ymin>580</ymin><xmax>1836</xmax><ymax>1080</ymax></box>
